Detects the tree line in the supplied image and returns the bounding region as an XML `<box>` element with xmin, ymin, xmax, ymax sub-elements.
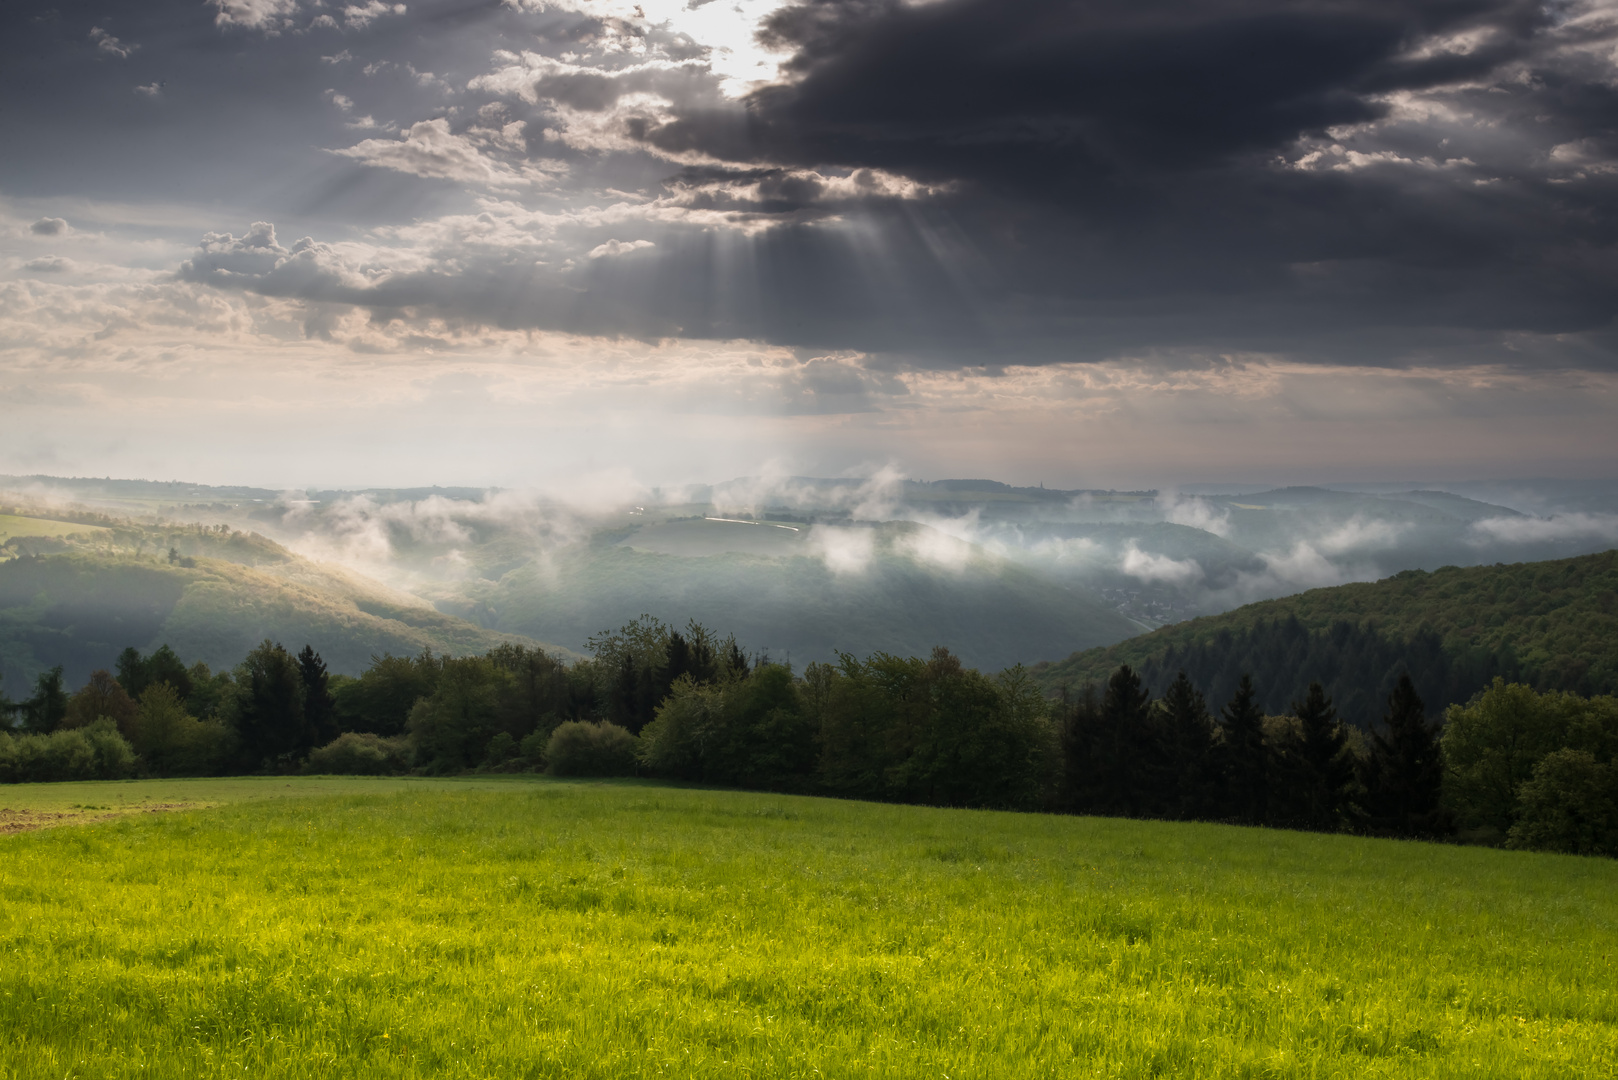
<box><xmin>2</xmin><ymin>617</ymin><xmax>1615</xmax><ymax>856</ymax></box>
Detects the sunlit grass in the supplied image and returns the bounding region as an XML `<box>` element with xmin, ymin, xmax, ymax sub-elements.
<box><xmin>2</xmin><ymin>778</ymin><xmax>1614</xmax><ymax>1078</ymax></box>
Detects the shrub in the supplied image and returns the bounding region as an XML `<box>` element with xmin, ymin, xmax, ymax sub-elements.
<box><xmin>545</xmin><ymin>721</ymin><xmax>638</xmax><ymax>777</ymax></box>
<box><xmin>133</xmin><ymin>682</ymin><xmax>227</xmax><ymax>776</ymax></box>
<box><xmin>1506</xmin><ymin>749</ymin><xmax>1618</xmax><ymax>856</ymax></box>
<box><xmin>305</xmin><ymin>732</ymin><xmax>413</xmax><ymax>776</ymax></box>
<box><xmin>0</xmin><ymin>720</ymin><xmax>136</xmax><ymax>783</ymax></box>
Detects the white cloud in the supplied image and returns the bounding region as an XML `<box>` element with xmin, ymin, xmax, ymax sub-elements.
<box><xmin>587</xmin><ymin>238</ymin><xmax>655</xmax><ymax>258</ymax></box>
<box><xmin>343</xmin><ymin>1</ymin><xmax>407</xmax><ymax>29</ymax></box>
<box><xmin>807</xmin><ymin>525</ymin><xmax>876</xmax><ymax>575</ymax></box>
<box><xmin>1120</xmin><ymin>542</ymin><xmax>1204</xmax><ymax>586</ymax></box>
<box><xmin>209</xmin><ymin>0</ymin><xmax>301</xmax><ymax>32</ymax></box>
<box><xmin>327</xmin><ymin>91</ymin><xmax>355</xmax><ymax>112</ymax></box>
<box><xmin>322</xmin><ymin>50</ymin><xmax>354</xmax><ymax>64</ymax></box>
<box><xmin>330</xmin><ymin>119</ymin><xmax>558</xmax><ymax>189</ymax></box>
<box><xmin>89</xmin><ymin>27</ymin><xmax>139</xmax><ymax>59</ymax></box>
<box><xmin>1469</xmin><ymin>513</ymin><xmax>1618</xmax><ymax>545</ymax></box>
<box><xmin>134</xmin><ymin>83</ymin><xmax>163</xmax><ymax>97</ymax></box>
<box><xmin>1159</xmin><ymin>492</ymin><xmax>1231</xmax><ymax>536</ymax></box>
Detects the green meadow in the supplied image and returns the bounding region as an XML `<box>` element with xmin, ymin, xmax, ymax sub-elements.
<box><xmin>1</xmin><ymin>778</ymin><xmax>1615</xmax><ymax>1078</ymax></box>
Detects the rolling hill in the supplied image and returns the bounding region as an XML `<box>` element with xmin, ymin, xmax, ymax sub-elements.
<box><xmin>0</xmin><ymin>516</ymin><xmax>552</xmax><ymax>690</ymax></box>
<box><xmin>430</xmin><ymin>519</ymin><xmax>1144</xmax><ymax>673</ymax></box>
<box><xmin>1030</xmin><ymin>548</ymin><xmax>1618</xmax><ymax>723</ymax></box>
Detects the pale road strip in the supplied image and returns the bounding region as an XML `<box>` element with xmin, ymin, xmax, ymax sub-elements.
<box><xmin>704</xmin><ymin>517</ymin><xmax>801</xmax><ymax>532</ymax></box>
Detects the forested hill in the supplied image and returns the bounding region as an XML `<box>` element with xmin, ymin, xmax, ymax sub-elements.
<box><xmin>1029</xmin><ymin>549</ymin><xmax>1618</xmax><ymax>726</ymax></box>
<box><xmin>0</xmin><ymin>517</ymin><xmax>554</xmax><ymax>688</ymax></box>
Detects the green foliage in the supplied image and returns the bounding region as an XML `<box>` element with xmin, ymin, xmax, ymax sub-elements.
<box><xmin>0</xmin><ymin>719</ymin><xmax>135</xmax><ymax>783</ymax></box>
<box><xmin>304</xmin><ymin>732</ymin><xmax>412</xmax><ymax>776</ymax></box>
<box><xmin>225</xmin><ymin>640</ymin><xmax>313</xmax><ymax>769</ymax></box>
<box><xmin>63</xmin><ymin>669</ymin><xmax>137</xmax><ymax>734</ymax></box>
<box><xmin>1505</xmin><ymin>749</ymin><xmax>1618</xmax><ymax>856</ymax></box>
<box><xmin>815</xmin><ymin>648</ymin><xmax>1056</xmax><ymax>810</ymax></box>
<box><xmin>1034</xmin><ymin>549</ymin><xmax>1618</xmax><ymax>718</ymax></box>
<box><xmin>406</xmin><ymin>656</ymin><xmax>507</xmax><ymax>774</ymax></box>
<box><xmin>639</xmin><ymin>664</ymin><xmax>816</xmax><ymax>789</ymax></box>
<box><xmin>544</xmin><ymin>720</ymin><xmax>639</xmax><ymax>776</ymax></box>
<box><xmin>2</xmin><ymin>780</ymin><xmax>1617</xmax><ymax>1077</ymax></box>
<box><xmin>131</xmin><ymin>682</ymin><xmax>227</xmax><ymax>777</ymax></box>
<box><xmin>14</xmin><ymin>665</ymin><xmax>68</xmax><ymax>734</ymax></box>
<box><xmin>333</xmin><ymin>651</ymin><xmax>440</xmax><ymax>736</ymax></box>
<box><xmin>1271</xmin><ymin>682</ymin><xmax>1359</xmax><ymax>832</ymax></box>
<box><xmin>1443</xmin><ymin>680</ymin><xmax>1618</xmax><ymax>840</ymax></box>
<box><xmin>1360</xmin><ymin>674</ymin><xmax>1447</xmax><ymax>837</ymax></box>
<box><xmin>1215</xmin><ymin>674</ymin><xmax>1267</xmax><ymax>824</ymax></box>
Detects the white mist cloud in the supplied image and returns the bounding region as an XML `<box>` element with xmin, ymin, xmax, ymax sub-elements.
<box><xmin>807</xmin><ymin>524</ymin><xmax>875</xmax><ymax>575</ymax></box>
<box><xmin>1120</xmin><ymin>542</ymin><xmax>1204</xmax><ymax>586</ymax></box>
<box><xmin>1469</xmin><ymin>513</ymin><xmax>1618</xmax><ymax>545</ymax></box>
<box><xmin>1315</xmin><ymin>515</ymin><xmax>1410</xmax><ymax>554</ymax></box>
<box><xmin>894</xmin><ymin>525</ymin><xmax>974</xmax><ymax>572</ymax></box>
<box><xmin>1160</xmin><ymin>493</ymin><xmax>1231</xmax><ymax>537</ymax></box>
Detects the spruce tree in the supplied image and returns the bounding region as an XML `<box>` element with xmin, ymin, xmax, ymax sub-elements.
<box><xmin>297</xmin><ymin>645</ymin><xmax>338</xmax><ymax>746</ymax></box>
<box><xmin>1217</xmin><ymin>674</ymin><xmax>1268</xmax><ymax>825</ymax></box>
<box><xmin>1360</xmin><ymin>673</ymin><xmax>1448</xmax><ymax>836</ymax></box>
<box><xmin>1096</xmin><ymin>665</ymin><xmax>1157</xmax><ymax>816</ymax></box>
<box><xmin>1158</xmin><ymin>671</ymin><xmax>1214</xmax><ymax>819</ymax></box>
<box><xmin>1279</xmin><ymin>682</ymin><xmax>1357</xmax><ymax>831</ymax></box>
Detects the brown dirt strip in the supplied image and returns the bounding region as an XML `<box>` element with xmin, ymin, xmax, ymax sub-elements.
<box><xmin>0</xmin><ymin>803</ymin><xmax>195</xmax><ymax>834</ymax></box>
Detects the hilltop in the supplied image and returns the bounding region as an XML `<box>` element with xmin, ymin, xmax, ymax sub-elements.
<box><xmin>1031</xmin><ymin>548</ymin><xmax>1618</xmax><ymax>722</ymax></box>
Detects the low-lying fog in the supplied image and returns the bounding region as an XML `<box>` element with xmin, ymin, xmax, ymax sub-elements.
<box><xmin>8</xmin><ymin>472</ymin><xmax>1618</xmax><ymax>665</ymax></box>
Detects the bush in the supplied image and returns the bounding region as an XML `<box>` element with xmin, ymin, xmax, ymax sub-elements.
<box><xmin>0</xmin><ymin>720</ymin><xmax>136</xmax><ymax>783</ymax></box>
<box><xmin>545</xmin><ymin>721</ymin><xmax>638</xmax><ymax>777</ymax></box>
<box><xmin>305</xmin><ymin>732</ymin><xmax>414</xmax><ymax>776</ymax></box>
<box><xmin>1506</xmin><ymin>749</ymin><xmax>1618</xmax><ymax>856</ymax></box>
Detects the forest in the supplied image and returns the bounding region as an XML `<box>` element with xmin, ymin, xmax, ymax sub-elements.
<box><xmin>3</xmin><ymin>616</ymin><xmax>1614</xmax><ymax>857</ymax></box>
<box><xmin>1034</xmin><ymin>548</ymin><xmax>1618</xmax><ymax>719</ymax></box>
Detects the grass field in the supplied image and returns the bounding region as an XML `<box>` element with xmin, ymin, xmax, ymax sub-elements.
<box><xmin>0</xmin><ymin>513</ymin><xmax>109</xmax><ymax>543</ymax></box>
<box><xmin>1</xmin><ymin>777</ymin><xmax>1615</xmax><ymax>1078</ymax></box>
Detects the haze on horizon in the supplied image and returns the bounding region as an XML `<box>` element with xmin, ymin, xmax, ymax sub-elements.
<box><xmin>2</xmin><ymin>0</ymin><xmax>1616</xmax><ymax>489</ymax></box>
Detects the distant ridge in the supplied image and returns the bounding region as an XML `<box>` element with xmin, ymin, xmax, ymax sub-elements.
<box><xmin>1031</xmin><ymin>548</ymin><xmax>1618</xmax><ymax>722</ymax></box>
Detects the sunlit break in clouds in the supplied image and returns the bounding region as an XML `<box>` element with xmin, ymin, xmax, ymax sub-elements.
<box><xmin>2</xmin><ymin>0</ymin><xmax>1616</xmax><ymax>487</ymax></box>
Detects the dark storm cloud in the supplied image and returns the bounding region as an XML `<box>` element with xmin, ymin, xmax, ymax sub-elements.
<box><xmin>599</xmin><ymin>0</ymin><xmax>1618</xmax><ymax>366</ymax></box>
<box><xmin>8</xmin><ymin>0</ymin><xmax>1616</xmax><ymax>369</ymax></box>
<box><xmin>649</xmin><ymin>0</ymin><xmax>1538</xmax><ymax>188</ymax></box>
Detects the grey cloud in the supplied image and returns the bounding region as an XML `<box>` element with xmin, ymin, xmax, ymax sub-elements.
<box><xmin>89</xmin><ymin>26</ymin><xmax>137</xmax><ymax>58</ymax></box>
<box><xmin>29</xmin><ymin>217</ymin><xmax>67</xmax><ymax>235</ymax></box>
<box><xmin>22</xmin><ymin>256</ymin><xmax>74</xmax><ymax>272</ymax></box>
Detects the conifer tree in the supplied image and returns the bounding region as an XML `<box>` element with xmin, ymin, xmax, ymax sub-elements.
<box><xmin>1217</xmin><ymin>674</ymin><xmax>1268</xmax><ymax>824</ymax></box>
<box><xmin>1360</xmin><ymin>673</ymin><xmax>1448</xmax><ymax>836</ymax></box>
<box><xmin>298</xmin><ymin>645</ymin><xmax>338</xmax><ymax>746</ymax></box>
<box><xmin>1158</xmin><ymin>671</ymin><xmax>1214</xmax><ymax>819</ymax></box>
<box><xmin>1277</xmin><ymin>682</ymin><xmax>1357</xmax><ymax>831</ymax></box>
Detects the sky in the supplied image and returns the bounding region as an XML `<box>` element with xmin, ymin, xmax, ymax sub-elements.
<box><xmin>2</xmin><ymin>0</ymin><xmax>1616</xmax><ymax>490</ymax></box>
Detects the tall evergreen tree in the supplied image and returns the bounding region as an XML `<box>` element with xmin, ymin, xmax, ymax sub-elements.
<box><xmin>1360</xmin><ymin>672</ymin><xmax>1448</xmax><ymax>836</ymax></box>
<box><xmin>1276</xmin><ymin>682</ymin><xmax>1357</xmax><ymax>831</ymax></box>
<box><xmin>297</xmin><ymin>645</ymin><xmax>338</xmax><ymax>746</ymax></box>
<box><xmin>1063</xmin><ymin>665</ymin><xmax>1159</xmax><ymax>816</ymax></box>
<box><xmin>20</xmin><ymin>666</ymin><xmax>68</xmax><ymax>733</ymax></box>
<box><xmin>115</xmin><ymin>646</ymin><xmax>150</xmax><ymax>700</ymax></box>
<box><xmin>229</xmin><ymin>640</ymin><xmax>314</xmax><ymax>767</ymax></box>
<box><xmin>1217</xmin><ymin>674</ymin><xmax>1268</xmax><ymax>825</ymax></box>
<box><xmin>1157</xmin><ymin>671</ymin><xmax>1215</xmax><ymax>819</ymax></box>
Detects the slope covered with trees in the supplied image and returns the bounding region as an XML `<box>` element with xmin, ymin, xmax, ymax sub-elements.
<box><xmin>1031</xmin><ymin>550</ymin><xmax>1618</xmax><ymax>724</ymax></box>
<box><xmin>0</xmin><ymin>518</ymin><xmax>552</xmax><ymax>689</ymax></box>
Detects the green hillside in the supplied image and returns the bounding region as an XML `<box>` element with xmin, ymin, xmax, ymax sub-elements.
<box><xmin>1031</xmin><ymin>548</ymin><xmax>1618</xmax><ymax>711</ymax></box>
<box><xmin>0</xmin><ymin>520</ymin><xmax>551</xmax><ymax>689</ymax></box>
